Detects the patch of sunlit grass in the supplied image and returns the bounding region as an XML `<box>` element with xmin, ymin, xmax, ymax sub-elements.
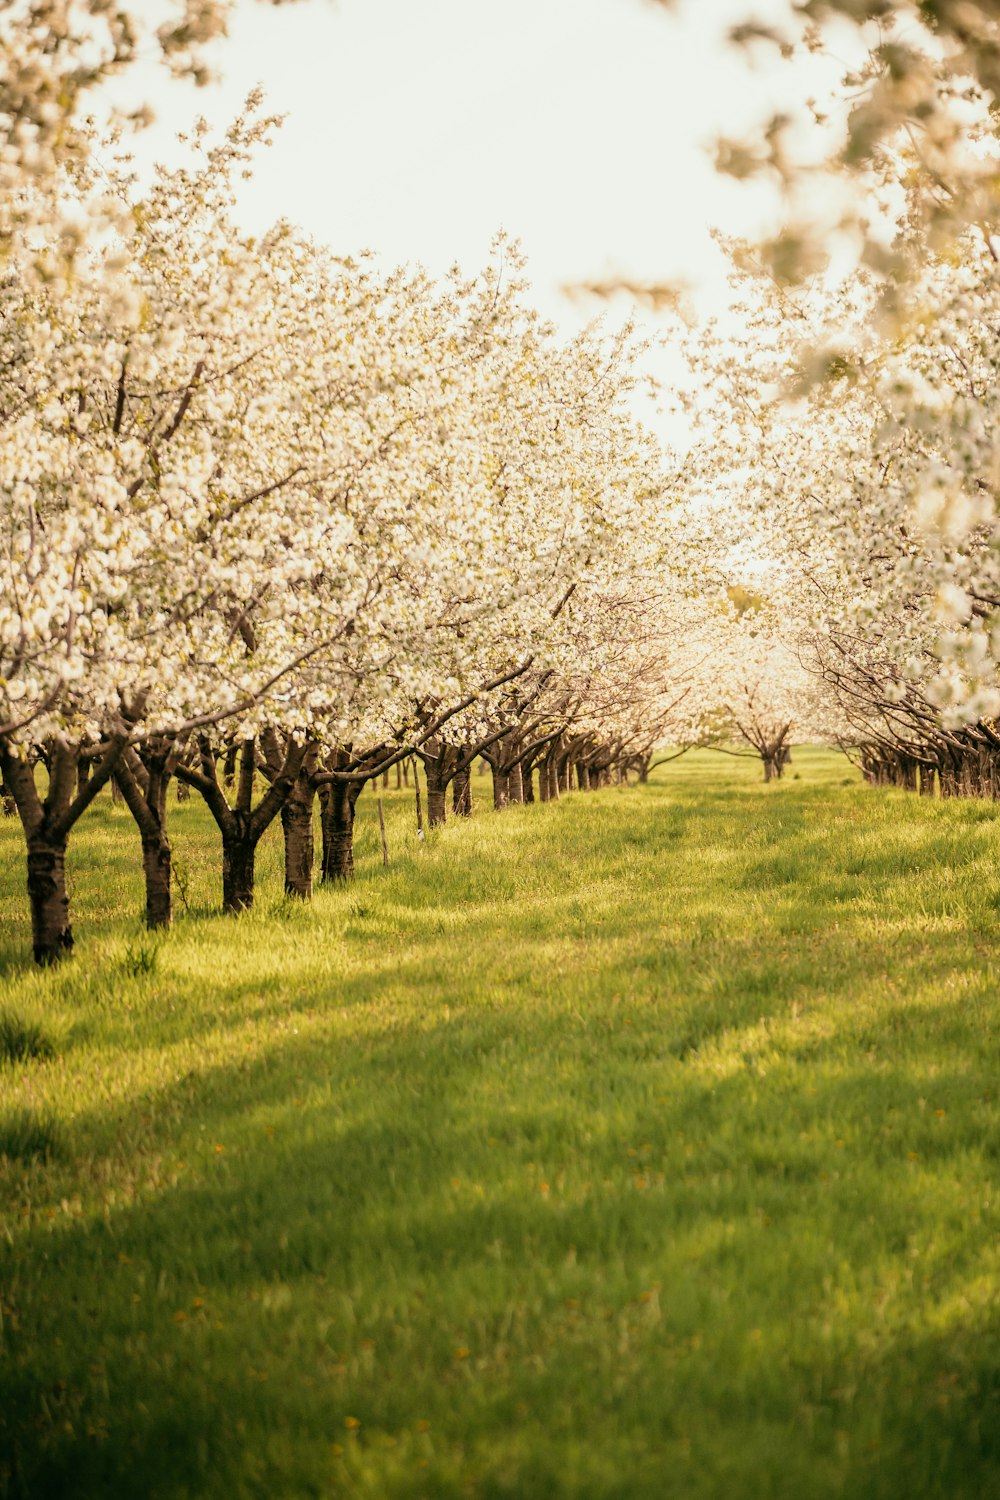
<box><xmin>0</xmin><ymin>749</ymin><xmax>998</xmax><ymax>1498</ymax></box>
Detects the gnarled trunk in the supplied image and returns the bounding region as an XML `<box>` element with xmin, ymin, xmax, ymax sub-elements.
<box><xmin>492</xmin><ymin>766</ymin><xmax>510</xmax><ymax>810</ymax></box>
<box><xmin>222</xmin><ymin>825</ymin><xmax>256</xmax><ymax>914</ymax></box>
<box><xmin>546</xmin><ymin>759</ymin><xmax>560</xmax><ymax>801</ymax></box>
<box><xmin>281</xmin><ymin>772</ymin><xmax>316</xmax><ymax>899</ymax></box>
<box><xmin>452</xmin><ymin>765</ymin><xmax>472</xmax><ymax>816</ymax></box>
<box><xmin>763</xmin><ymin>754</ymin><xmax>783</xmax><ymax>782</ymax></box>
<box><xmin>114</xmin><ymin>751</ymin><xmax>175</xmax><ymax>930</ymax></box>
<box><xmin>425</xmin><ymin>767</ymin><xmax>448</xmax><ymax>828</ymax></box>
<box><xmin>141</xmin><ymin>832</ymin><xmax>172</xmax><ymax>929</ymax></box>
<box><xmin>177</xmin><ymin>735</ymin><xmax>311</xmax><ymax>916</ymax></box>
<box><xmin>3</xmin><ymin>730</ymin><xmax>133</xmax><ymax>965</ymax></box>
<box><xmin>27</xmin><ymin>837</ymin><xmax>72</xmax><ymax>965</ymax></box>
<box><xmin>417</xmin><ymin>740</ymin><xmax>462</xmax><ymax>828</ymax></box>
<box><xmin>320</xmin><ymin>779</ymin><xmax>362</xmax><ymax>881</ymax></box>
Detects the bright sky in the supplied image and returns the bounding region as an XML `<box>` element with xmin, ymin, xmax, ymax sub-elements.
<box><xmin>115</xmin><ymin>0</ymin><xmax>842</xmax><ymax>441</ymax></box>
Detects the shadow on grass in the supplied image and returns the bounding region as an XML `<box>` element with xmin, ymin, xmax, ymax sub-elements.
<box><xmin>2</xmin><ymin>986</ymin><xmax>998</xmax><ymax>1500</ymax></box>
<box><xmin>2</xmin><ymin>757</ymin><xmax>999</xmax><ymax>1497</ymax></box>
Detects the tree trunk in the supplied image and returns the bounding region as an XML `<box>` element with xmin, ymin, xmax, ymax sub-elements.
<box><xmin>222</xmin><ymin>827</ymin><xmax>256</xmax><ymax>914</ymax></box>
<box><xmin>141</xmin><ymin>832</ymin><xmax>172</xmax><ymax>929</ymax></box>
<box><xmin>762</xmin><ymin>740</ymin><xmax>790</xmax><ymax>781</ymax></box>
<box><xmin>508</xmin><ymin>761</ymin><xmax>524</xmax><ymax>805</ymax></box>
<box><xmin>492</xmin><ymin>766</ymin><xmax>510</xmax><ymax>810</ymax></box>
<box><xmin>281</xmin><ymin>772</ymin><xmax>316</xmax><ymax>899</ymax></box>
<box><xmin>177</xmin><ymin>735</ymin><xmax>311</xmax><ymax>915</ymax></box>
<box><xmin>452</xmin><ymin>766</ymin><xmax>472</xmax><ymax>817</ymax></box>
<box><xmin>26</xmin><ymin>837</ymin><xmax>73</xmax><ymax>965</ymax></box>
<box><xmin>895</xmin><ymin>755</ymin><xmax>917</xmax><ymax>791</ymax></box>
<box><xmin>114</xmin><ymin>751</ymin><xmax>177</xmax><ymax>930</ymax></box>
<box><xmin>320</xmin><ymin>780</ymin><xmax>362</xmax><ymax>881</ymax></box>
<box><xmin>546</xmin><ymin>760</ymin><xmax>560</xmax><ymax>801</ymax></box>
<box><xmin>425</xmin><ymin>766</ymin><xmax>448</xmax><ymax>828</ymax></box>
<box><xmin>576</xmin><ymin>762</ymin><xmax>591</xmax><ymax>792</ymax></box>
<box><xmin>959</xmin><ymin>755</ymin><xmax>976</xmax><ymax>797</ymax></box>
<box><xmin>3</xmin><ymin>732</ymin><xmax>133</xmax><ymax>964</ymax></box>
<box><xmin>976</xmin><ymin>749</ymin><xmax>993</xmax><ymax>798</ymax></box>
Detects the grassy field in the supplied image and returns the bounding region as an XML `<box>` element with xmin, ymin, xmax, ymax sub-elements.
<box><xmin>1</xmin><ymin>748</ymin><xmax>998</xmax><ymax>1499</ymax></box>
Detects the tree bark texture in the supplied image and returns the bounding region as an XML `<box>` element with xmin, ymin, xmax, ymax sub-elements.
<box><xmin>320</xmin><ymin>779</ymin><xmax>363</xmax><ymax>881</ymax></box>
<box><xmin>222</xmin><ymin>825</ymin><xmax>256</xmax><ymax>913</ymax></box>
<box><xmin>176</xmin><ymin>734</ymin><xmax>310</xmax><ymax>915</ymax></box>
<box><xmin>281</xmin><ymin>771</ymin><xmax>316</xmax><ymax>899</ymax></box>
<box><xmin>114</xmin><ymin>748</ymin><xmax>175</xmax><ymax>929</ymax></box>
<box><xmin>424</xmin><ymin>765</ymin><xmax>448</xmax><ymax>828</ymax></box>
<box><xmin>141</xmin><ymin>834</ymin><xmax>172</xmax><ymax>929</ymax></box>
<box><xmin>545</xmin><ymin>760</ymin><xmax>560</xmax><ymax>801</ymax></box>
<box><xmin>2</xmin><ymin>731</ymin><xmax>131</xmax><ymax>964</ymax></box>
<box><xmin>492</xmin><ymin>766</ymin><xmax>510</xmax><ymax>810</ymax></box>
<box><xmin>27</xmin><ymin>837</ymin><xmax>73</xmax><ymax>964</ymax></box>
<box><xmin>452</xmin><ymin>766</ymin><xmax>472</xmax><ymax>816</ymax></box>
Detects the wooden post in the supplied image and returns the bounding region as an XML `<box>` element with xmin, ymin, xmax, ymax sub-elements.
<box><xmin>413</xmin><ymin>759</ymin><xmax>424</xmax><ymax>839</ymax></box>
<box><xmin>377</xmin><ymin>796</ymin><xmax>389</xmax><ymax>867</ymax></box>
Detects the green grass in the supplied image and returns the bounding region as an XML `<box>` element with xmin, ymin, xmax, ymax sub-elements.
<box><xmin>0</xmin><ymin>1009</ymin><xmax>55</xmax><ymax>1065</ymax></box>
<box><xmin>0</xmin><ymin>749</ymin><xmax>998</xmax><ymax>1499</ymax></box>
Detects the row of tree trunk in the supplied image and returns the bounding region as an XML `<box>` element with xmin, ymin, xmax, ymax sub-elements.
<box><xmin>856</xmin><ymin>731</ymin><xmax>1000</xmax><ymax>799</ymax></box>
<box><xmin>0</xmin><ymin>725</ymin><xmax>650</xmax><ymax>965</ymax></box>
